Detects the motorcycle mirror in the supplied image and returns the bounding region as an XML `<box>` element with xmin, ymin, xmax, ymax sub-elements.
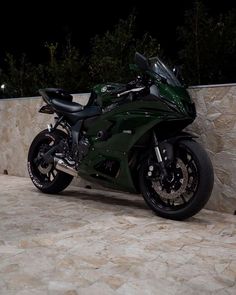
<box><xmin>172</xmin><ymin>66</ymin><xmax>180</xmax><ymax>77</ymax></box>
<box><xmin>135</xmin><ymin>52</ymin><xmax>150</xmax><ymax>71</ymax></box>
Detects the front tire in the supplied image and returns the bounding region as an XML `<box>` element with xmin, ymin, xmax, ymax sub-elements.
<box><xmin>27</xmin><ymin>129</ymin><xmax>73</xmax><ymax>194</ymax></box>
<box><xmin>139</xmin><ymin>140</ymin><xmax>214</xmax><ymax>220</ymax></box>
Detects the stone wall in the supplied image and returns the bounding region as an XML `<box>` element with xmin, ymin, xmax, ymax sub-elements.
<box><xmin>187</xmin><ymin>85</ymin><xmax>236</xmax><ymax>214</ymax></box>
<box><xmin>0</xmin><ymin>86</ymin><xmax>235</xmax><ymax>214</ymax></box>
<box><xmin>0</xmin><ymin>94</ymin><xmax>91</xmax><ymax>189</ymax></box>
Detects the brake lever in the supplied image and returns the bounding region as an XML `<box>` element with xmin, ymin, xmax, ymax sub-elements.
<box><xmin>117</xmin><ymin>87</ymin><xmax>145</xmax><ymax>98</ymax></box>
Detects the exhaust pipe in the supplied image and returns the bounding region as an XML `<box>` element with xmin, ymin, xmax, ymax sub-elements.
<box><xmin>54</xmin><ymin>157</ymin><xmax>78</xmax><ymax>177</ymax></box>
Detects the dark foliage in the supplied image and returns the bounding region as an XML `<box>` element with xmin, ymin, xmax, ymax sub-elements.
<box><xmin>177</xmin><ymin>1</ymin><xmax>236</xmax><ymax>85</ymax></box>
<box><xmin>1</xmin><ymin>3</ymin><xmax>236</xmax><ymax>98</ymax></box>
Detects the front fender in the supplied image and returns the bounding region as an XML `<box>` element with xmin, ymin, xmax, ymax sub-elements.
<box><xmin>158</xmin><ymin>132</ymin><xmax>198</xmax><ymax>166</ymax></box>
<box><xmin>163</xmin><ymin>132</ymin><xmax>198</xmax><ymax>144</ymax></box>
<box><xmin>137</xmin><ymin>131</ymin><xmax>197</xmax><ymax>166</ymax></box>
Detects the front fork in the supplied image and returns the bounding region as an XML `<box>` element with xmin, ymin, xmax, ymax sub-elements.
<box><xmin>149</xmin><ymin>131</ymin><xmax>169</xmax><ymax>180</ymax></box>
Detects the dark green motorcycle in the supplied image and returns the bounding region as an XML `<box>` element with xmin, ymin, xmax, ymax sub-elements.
<box><xmin>28</xmin><ymin>52</ymin><xmax>214</xmax><ymax>220</ymax></box>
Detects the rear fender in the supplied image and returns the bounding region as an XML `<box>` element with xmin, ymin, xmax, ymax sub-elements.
<box><xmin>39</xmin><ymin>105</ymin><xmax>54</xmax><ymax>114</ymax></box>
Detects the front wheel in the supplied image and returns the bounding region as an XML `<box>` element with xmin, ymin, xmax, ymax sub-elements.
<box><xmin>139</xmin><ymin>140</ymin><xmax>214</xmax><ymax>220</ymax></box>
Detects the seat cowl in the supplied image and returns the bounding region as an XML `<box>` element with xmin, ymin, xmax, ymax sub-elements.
<box><xmin>51</xmin><ymin>98</ymin><xmax>84</xmax><ymax>113</ymax></box>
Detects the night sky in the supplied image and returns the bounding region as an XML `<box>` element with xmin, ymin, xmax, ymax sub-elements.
<box><xmin>0</xmin><ymin>0</ymin><xmax>236</xmax><ymax>64</ymax></box>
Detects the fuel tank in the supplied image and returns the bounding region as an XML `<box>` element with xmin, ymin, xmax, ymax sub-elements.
<box><xmin>93</xmin><ymin>83</ymin><xmax>127</xmax><ymax>109</ymax></box>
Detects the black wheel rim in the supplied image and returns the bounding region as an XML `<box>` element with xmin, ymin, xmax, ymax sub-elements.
<box><xmin>144</xmin><ymin>145</ymin><xmax>199</xmax><ymax>211</ymax></box>
<box><xmin>30</xmin><ymin>137</ymin><xmax>58</xmax><ymax>186</ymax></box>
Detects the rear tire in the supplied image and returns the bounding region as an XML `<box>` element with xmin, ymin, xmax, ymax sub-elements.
<box><xmin>139</xmin><ymin>140</ymin><xmax>214</xmax><ymax>220</ymax></box>
<box><xmin>27</xmin><ymin>129</ymin><xmax>73</xmax><ymax>194</ymax></box>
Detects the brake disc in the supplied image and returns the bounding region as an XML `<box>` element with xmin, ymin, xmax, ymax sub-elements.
<box><xmin>37</xmin><ymin>144</ymin><xmax>53</xmax><ymax>175</ymax></box>
<box><xmin>152</xmin><ymin>159</ymin><xmax>188</xmax><ymax>200</ymax></box>
<box><xmin>38</xmin><ymin>163</ymin><xmax>53</xmax><ymax>175</ymax></box>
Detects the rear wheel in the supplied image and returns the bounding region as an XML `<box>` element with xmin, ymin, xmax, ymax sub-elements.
<box><xmin>139</xmin><ymin>140</ymin><xmax>214</xmax><ymax>220</ymax></box>
<box><xmin>27</xmin><ymin>129</ymin><xmax>73</xmax><ymax>194</ymax></box>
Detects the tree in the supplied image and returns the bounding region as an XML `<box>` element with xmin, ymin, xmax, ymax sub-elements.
<box><xmin>0</xmin><ymin>54</ymin><xmax>40</xmax><ymax>98</ymax></box>
<box><xmin>0</xmin><ymin>40</ymin><xmax>86</xmax><ymax>98</ymax></box>
<box><xmin>217</xmin><ymin>9</ymin><xmax>236</xmax><ymax>83</ymax></box>
<box><xmin>88</xmin><ymin>14</ymin><xmax>162</xmax><ymax>86</ymax></box>
<box><xmin>42</xmin><ymin>41</ymin><xmax>86</xmax><ymax>91</ymax></box>
<box><xmin>177</xmin><ymin>1</ymin><xmax>236</xmax><ymax>85</ymax></box>
<box><xmin>0</xmin><ymin>15</ymin><xmax>162</xmax><ymax>98</ymax></box>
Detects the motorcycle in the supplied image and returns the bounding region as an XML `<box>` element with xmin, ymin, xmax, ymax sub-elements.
<box><xmin>28</xmin><ymin>52</ymin><xmax>214</xmax><ymax>220</ymax></box>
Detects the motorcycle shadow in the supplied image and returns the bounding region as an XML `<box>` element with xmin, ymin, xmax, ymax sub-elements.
<box><xmin>33</xmin><ymin>188</ymin><xmax>218</xmax><ymax>223</ymax></box>
<box><xmin>52</xmin><ymin>188</ymin><xmax>149</xmax><ymax>212</ymax></box>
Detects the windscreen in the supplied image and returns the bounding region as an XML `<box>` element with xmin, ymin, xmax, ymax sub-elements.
<box><xmin>149</xmin><ymin>57</ymin><xmax>181</xmax><ymax>87</ymax></box>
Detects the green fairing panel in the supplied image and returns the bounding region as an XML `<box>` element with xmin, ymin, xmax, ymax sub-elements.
<box><xmin>77</xmin><ymin>57</ymin><xmax>195</xmax><ymax>193</ymax></box>
<box><xmin>158</xmin><ymin>83</ymin><xmax>191</xmax><ymax>102</ymax></box>
<box><xmin>78</xmin><ymin>99</ymin><xmax>186</xmax><ymax>193</ymax></box>
<box><xmin>78</xmin><ymin>152</ymin><xmax>134</xmax><ymax>192</ymax></box>
<box><xmin>155</xmin><ymin>82</ymin><xmax>193</xmax><ymax>115</ymax></box>
<box><xmin>85</xmin><ymin>100</ymin><xmax>175</xmax><ymax>152</ymax></box>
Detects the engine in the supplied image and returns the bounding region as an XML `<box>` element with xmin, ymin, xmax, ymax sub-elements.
<box><xmin>54</xmin><ymin>135</ymin><xmax>91</xmax><ymax>173</ymax></box>
<box><xmin>77</xmin><ymin>136</ymin><xmax>90</xmax><ymax>162</ymax></box>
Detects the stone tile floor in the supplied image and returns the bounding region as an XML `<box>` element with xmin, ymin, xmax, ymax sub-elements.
<box><xmin>0</xmin><ymin>175</ymin><xmax>235</xmax><ymax>295</ymax></box>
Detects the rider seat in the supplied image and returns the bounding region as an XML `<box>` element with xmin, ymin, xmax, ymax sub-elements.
<box><xmin>51</xmin><ymin>99</ymin><xmax>84</xmax><ymax>113</ymax></box>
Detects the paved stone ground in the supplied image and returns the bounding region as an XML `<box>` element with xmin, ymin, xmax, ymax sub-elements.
<box><xmin>0</xmin><ymin>175</ymin><xmax>235</xmax><ymax>295</ymax></box>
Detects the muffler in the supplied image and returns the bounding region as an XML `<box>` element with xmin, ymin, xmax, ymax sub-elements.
<box><xmin>54</xmin><ymin>157</ymin><xmax>78</xmax><ymax>177</ymax></box>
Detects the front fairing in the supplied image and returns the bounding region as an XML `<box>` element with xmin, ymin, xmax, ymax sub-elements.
<box><xmin>145</xmin><ymin>57</ymin><xmax>196</xmax><ymax>119</ymax></box>
<box><xmin>156</xmin><ymin>81</ymin><xmax>196</xmax><ymax>119</ymax></box>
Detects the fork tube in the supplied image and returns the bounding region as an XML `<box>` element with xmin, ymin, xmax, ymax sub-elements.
<box><xmin>153</xmin><ymin>131</ymin><xmax>168</xmax><ymax>178</ymax></box>
<box><xmin>153</xmin><ymin>131</ymin><xmax>163</xmax><ymax>163</ymax></box>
